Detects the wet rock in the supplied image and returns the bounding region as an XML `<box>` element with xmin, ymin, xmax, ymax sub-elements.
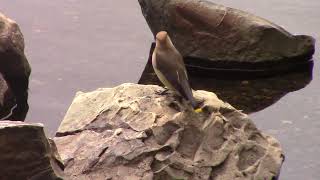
<box><xmin>0</xmin><ymin>121</ymin><xmax>64</xmax><ymax>180</ymax></box>
<box><xmin>55</xmin><ymin>83</ymin><xmax>284</xmax><ymax>180</ymax></box>
<box><xmin>0</xmin><ymin>12</ymin><xmax>31</xmax><ymax>121</ymax></box>
<box><xmin>138</xmin><ymin>0</ymin><xmax>315</xmax><ymax>66</ymax></box>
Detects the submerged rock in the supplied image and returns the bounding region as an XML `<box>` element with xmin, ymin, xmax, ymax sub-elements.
<box><xmin>55</xmin><ymin>83</ymin><xmax>284</xmax><ymax>180</ymax></box>
<box><xmin>0</xmin><ymin>121</ymin><xmax>64</xmax><ymax>180</ymax></box>
<box><xmin>138</xmin><ymin>0</ymin><xmax>315</xmax><ymax>67</ymax></box>
<box><xmin>0</xmin><ymin>12</ymin><xmax>31</xmax><ymax>121</ymax></box>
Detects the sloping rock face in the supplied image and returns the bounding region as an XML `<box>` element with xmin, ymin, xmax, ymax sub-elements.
<box><xmin>138</xmin><ymin>0</ymin><xmax>315</xmax><ymax>64</ymax></box>
<box><xmin>55</xmin><ymin>83</ymin><xmax>284</xmax><ymax>180</ymax></box>
<box><xmin>0</xmin><ymin>121</ymin><xmax>64</xmax><ymax>180</ymax></box>
<box><xmin>0</xmin><ymin>12</ymin><xmax>31</xmax><ymax>121</ymax></box>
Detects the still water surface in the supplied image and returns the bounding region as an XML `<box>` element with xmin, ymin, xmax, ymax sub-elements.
<box><xmin>0</xmin><ymin>0</ymin><xmax>319</xmax><ymax>179</ymax></box>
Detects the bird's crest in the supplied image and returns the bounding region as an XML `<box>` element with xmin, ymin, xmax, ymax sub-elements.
<box><xmin>156</xmin><ymin>31</ymin><xmax>168</xmax><ymax>42</ymax></box>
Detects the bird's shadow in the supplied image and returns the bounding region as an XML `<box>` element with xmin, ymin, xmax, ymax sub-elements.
<box><xmin>138</xmin><ymin>43</ymin><xmax>313</xmax><ymax>114</ymax></box>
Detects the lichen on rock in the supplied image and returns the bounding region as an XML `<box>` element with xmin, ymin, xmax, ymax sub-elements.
<box><xmin>55</xmin><ymin>83</ymin><xmax>284</xmax><ymax>180</ymax></box>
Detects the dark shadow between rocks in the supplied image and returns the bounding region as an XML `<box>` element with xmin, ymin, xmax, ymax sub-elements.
<box><xmin>0</xmin><ymin>73</ymin><xmax>29</xmax><ymax>121</ymax></box>
<box><xmin>138</xmin><ymin>43</ymin><xmax>313</xmax><ymax>113</ymax></box>
<box><xmin>0</xmin><ymin>73</ymin><xmax>14</xmax><ymax>119</ymax></box>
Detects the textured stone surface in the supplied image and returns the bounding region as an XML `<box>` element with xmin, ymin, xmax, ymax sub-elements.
<box><xmin>138</xmin><ymin>0</ymin><xmax>315</xmax><ymax>64</ymax></box>
<box><xmin>0</xmin><ymin>12</ymin><xmax>31</xmax><ymax>121</ymax></box>
<box><xmin>55</xmin><ymin>83</ymin><xmax>284</xmax><ymax>180</ymax></box>
<box><xmin>0</xmin><ymin>121</ymin><xmax>64</xmax><ymax>180</ymax></box>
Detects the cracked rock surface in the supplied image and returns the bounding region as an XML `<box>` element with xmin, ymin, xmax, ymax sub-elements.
<box><xmin>138</xmin><ymin>0</ymin><xmax>314</xmax><ymax>63</ymax></box>
<box><xmin>54</xmin><ymin>83</ymin><xmax>284</xmax><ymax>180</ymax></box>
<box><xmin>0</xmin><ymin>121</ymin><xmax>64</xmax><ymax>180</ymax></box>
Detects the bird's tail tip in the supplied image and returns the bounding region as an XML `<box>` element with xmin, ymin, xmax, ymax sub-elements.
<box><xmin>194</xmin><ymin>108</ymin><xmax>203</xmax><ymax>113</ymax></box>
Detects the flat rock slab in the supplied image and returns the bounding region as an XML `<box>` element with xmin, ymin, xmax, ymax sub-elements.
<box><xmin>138</xmin><ymin>0</ymin><xmax>315</xmax><ymax>67</ymax></box>
<box><xmin>55</xmin><ymin>83</ymin><xmax>284</xmax><ymax>180</ymax></box>
<box><xmin>0</xmin><ymin>121</ymin><xmax>64</xmax><ymax>180</ymax></box>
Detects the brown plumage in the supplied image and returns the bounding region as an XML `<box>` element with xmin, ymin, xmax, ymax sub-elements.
<box><xmin>152</xmin><ymin>31</ymin><xmax>198</xmax><ymax>108</ymax></box>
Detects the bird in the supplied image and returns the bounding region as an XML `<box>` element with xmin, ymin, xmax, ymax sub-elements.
<box><xmin>152</xmin><ymin>31</ymin><xmax>202</xmax><ymax>113</ymax></box>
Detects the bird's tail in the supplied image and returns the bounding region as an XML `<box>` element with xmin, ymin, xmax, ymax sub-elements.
<box><xmin>194</xmin><ymin>108</ymin><xmax>203</xmax><ymax>113</ymax></box>
<box><xmin>190</xmin><ymin>97</ymin><xmax>203</xmax><ymax>113</ymax></box>
<box><xmin>180</xmin><ymin>79</ymin><xmax>202</xmax><ymax>113</ymax></box>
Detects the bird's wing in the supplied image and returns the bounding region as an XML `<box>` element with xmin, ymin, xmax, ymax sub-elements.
<box><xmin>155</xmin><ymin>52</ymin><xmax>196</xmax><ymax>107</ymax></box>
<box><xmin>172</xmin><ymin>50</ymin><xmax>189</xmax><ymax>80</ymax></box>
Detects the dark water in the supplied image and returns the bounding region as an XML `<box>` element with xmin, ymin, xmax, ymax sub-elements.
<box><xmin>0</xmin><ymin>0</ymin><xmax>319</xmax><ymax>180</ymax></box>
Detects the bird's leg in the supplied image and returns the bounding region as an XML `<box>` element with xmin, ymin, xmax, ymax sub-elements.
<box><xmin>176</xmin><ymin>94</ymin><xmax>184</xmax><ymax>103</ymax></box>
<box><xmin>155</xmin><ymin>87</ymin><xmax>170</xmax><ymax>95</ymax></box>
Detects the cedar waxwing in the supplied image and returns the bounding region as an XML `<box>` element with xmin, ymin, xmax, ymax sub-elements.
<box><xmin>152</xmin><ymin>31</ymin><xmax>201</xmax><ymax>112</ymax></box>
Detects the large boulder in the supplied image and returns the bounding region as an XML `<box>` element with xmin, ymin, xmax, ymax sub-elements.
<box><xmin>138</xmin><ymin>0</ymin><xmax>315</xmax><ymax>68</ymax></box>
<box><xmin>0</xmin><ymin>12</ymin><xmax>31</xmax><ymax>121</ymax></box>
<box><xmin>0</xmin><ymin>121</ymin><xmax>64</xmax><ymax>180</ymax></box>
<box><xmin>54</xmin><ymin>83</ymin><xmax>284</xmax><ymax>180</ymax></box>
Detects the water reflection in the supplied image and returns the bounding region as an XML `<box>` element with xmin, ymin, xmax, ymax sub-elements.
<box><xmin>138</xmin><ymin>43</ymin><xmax>313</xmax><ymax>113</ymax></box>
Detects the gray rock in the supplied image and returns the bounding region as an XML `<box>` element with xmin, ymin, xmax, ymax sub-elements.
<box><xmin>138</xmin><ymin>0</ymin><xmax>315</xmax><ymax>64</ymax></box>
<box><xmin>0</xmin><ymin>121</ymin><xmax>64</xmax><ymax>180</ymax></box>
<box><xmin>55</xmin><ymin>83</ymin><xmax>284</xmax><ymax>180</ymax></box>
<box><xmin>0</xmin><ymin>12</ymin><xmax>31</xmax><ymax>121</ymax></box>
